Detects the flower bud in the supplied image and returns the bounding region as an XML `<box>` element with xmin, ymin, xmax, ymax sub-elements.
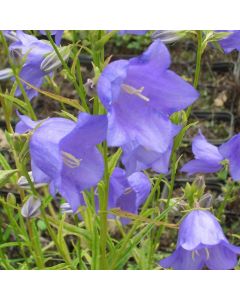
<box><xmin>40</xmin><ymin>46</ymin><xmax>71</xmax><ymax>73</ymax></box>
<box><xmin>60</xmin><ymin>203</ymin><xmax>74</xmax><ymax>215</ymax></box>
<box><xmin>6</xmin><ymin>193</ymin><xmax>16</xmax><ymax>206</ymax></box>
<box><xmin>193</xmin><ymin>175</ymin><xmax>206</xmax><ymax>190</ymax></box>
<box><xmin>0</xmin><ymin>68</ymin><xmax>13</xmax><ymax>80</ymax></box>
<box><xmin>84</xmin><ymin>78</ymin><xmax>96</xmax><ymax>97</ymax></box>
<box><xmin>21</xmin><ymin>196</ymin><xmax>41</xmax><ymax>218</ymax></box>
<box><xmin>17</xmin><ymin>171</ymin><xmax>47</xmax><ymax>189</ymax></box>
<box><xmin>151</xmin><ymin>30</ymin><xmax>185</xmax><ymax>43</ymax></box>
<box><xmin>3</xmin><ymin>31</ymin><xmax>18</xmax><ymax>42</ymax></box>
<box><xmin>199</xmin><ymin>193</ymin><xmax>213</xmax><ymax>208</ymax></box>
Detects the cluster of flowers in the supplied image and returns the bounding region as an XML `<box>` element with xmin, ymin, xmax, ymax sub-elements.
<box><xmin>3</xmin><ymin>30</ymin><xmax>240</xmax><ymax>269</ymax></box>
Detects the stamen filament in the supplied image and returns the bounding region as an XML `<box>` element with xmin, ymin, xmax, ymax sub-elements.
<box><xmin>121</xmin><ymin>84</ymin><xmax>150</xmax><ymax>102</ymax></box>
<box><xmin>123</xmin><ymin>187</ymin><xmax>133</xmax><ymax>195</ymax></box>
<box><xmin>62</xmin><ymin>151</ymin><xmax>82</xmax><ymax>168</ymax></box>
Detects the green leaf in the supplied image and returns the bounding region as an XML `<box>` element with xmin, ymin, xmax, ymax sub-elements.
<box><xmin>0</xmin><ymin>169</ymin><xmax>17</xmax><ymax>188</ymax></box>
<box><xmin>108</xmin><ymin>148</ymin><xmax>122</xmax><ymax>175</ymax></box>
<box><xmin>20</xmin><ymin>78</ymin><xmax>85</xmax><ymax>111</ymax></box>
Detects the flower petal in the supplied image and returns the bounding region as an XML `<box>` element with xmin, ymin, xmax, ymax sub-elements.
<box><xmin>160</xmin><ymin>247</ymin><xmax>204</xmax><ymax>270</ymax></box>
<box><xmin>178</xmin><ymin>210</ymin><xmax>227</xmax><ymax>251</ymax></box>
<box><xmin>219</xmin><ymin>134</ymin><xmax>240</xmax><ymax>180</ymax></box>
<box><xmin>192</xmin><ymin>131</ymin><xmax>223</xmax><ymax>162</ymax></box>
<box><xmin>205</xmin><ymin>244</ymin><xmax>238</xmax><ymax>270</ymax></box>
<box><xmin>30</xmin><ymin>118</ymin><xmax>75</xmax><ymax>179</ymax></box>
<box><xmin>181</xmin><ymin>159</ymin><xmax>222</xmax><ymax>175</ymax></box>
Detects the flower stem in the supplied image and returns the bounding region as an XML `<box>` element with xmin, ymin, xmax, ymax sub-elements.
<box><xmin>46</xmin><ymin>32</ymin><xmax>89</xmax><ymax>112</ymax></box>
<box><xmin>99</xmin><ymin>141</ymin><xmax>109</xmax><ymax>269</ymax></box>
<box><xmin>167</xmin><ymin>30</ymin><xmax>203</xmax><ymax>205</ymax></box>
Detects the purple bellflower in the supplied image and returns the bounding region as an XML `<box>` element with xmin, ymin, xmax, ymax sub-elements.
<box><xmin>15</xmin><ymin>113</ymin><xmax>108</xmax><ymax>211</ymax></box>
<box><xmin>181</xmin><ymin>131</ymin><xmax>223</xmax><ymax>175</ymax></box>
<box><xmin>122</xmin><ymin>139</ymin><xmax>176</xmax><ymax>176</ymax></box>
<box><xmin>106</xmin><ymin>167</ymin><xmax>151</xmax><ymax>224</ymax></box>
<box><xmin>97</xmin><ymin>40</ymin><xmax>198</xmax><ymax>152</ymax></box>
<box><xmin>218</xmin><ymin>30</ymin><xmax>240</xmax><ymax>53</ymax></box>
<box><xmin>159</xmin><ymin>209</ymin><xmax>240</xmax><ymax>270</ymax></box>
<box><xmin>181</xmin><ymin>131</ymin><xmax>240</xmax><ymax>181</ymax></box>
<box><xmin>9</xmin><ymin>30</ymin><xmax>53</xmax><ymax>99</ymax></box>
<box><xmin>117</xmin><ymin>30</ymin><xmax>148</xmax><ymax>35</ymax></box>
<box><xmin>39</xmin><ymin>30</ymin><xmax>64</xmax><ymax>45</ymax></box>
<box><xmin>3</xmin><ymin>30</ymin><xmax>18</xmax><ymax>42</ymax></box>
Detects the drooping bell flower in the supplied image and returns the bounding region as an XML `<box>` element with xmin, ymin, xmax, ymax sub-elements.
<box><xmin>121</xmin><ymin>138</ymin><xmax>177</xmax><ymax>176</ymax></box>
<box><xmin>181</xmin><ymin>130</ymin><xmax>223</xmax><ymax>175</ymax></box>
<box><xmin>106</xmin><ymin>167</ymin><xmax>151</xmax><ymax>224</ymax></box>
<box><xmin>8</xmin><ymin>31</ymin><xmax>68</xmax><ymax>99</ymax></box>
<box><xmin>181</xmin><ymin>131</ymin><xmax>240</xmax><ymax>180</ymax></box>
<box><xmin>39</xmin><ymin>30</ymin><xmax>64</xmax><ymax>45</ymax></box>
<box><xmin>159</xmin><ymin>209</ymin><xmax>240</xmax><ymax>270</ymax></box>
<box><xmin>218</xmin><ymin>133</ymin><xmax>240</xmax><ymax>180</ymax></box>
<box><xmin>97</xmin><ymin>40</ymin><xmax>199</xmax><ymax>154</ymax></box>
<box><xmin>15</xmin><ymin>112</ymin><xmax>108</xmax><ymax>211</ymax></box>
<box><xmin>117</xmin><ymin>30</ymin><xmax>148</xmax><ymax>35</ymax></box>
<box><xmin>218</xmin><ymin>30</ymin><xmax>240</xmax><ymax>53</ymax></box>
<box><xmin>3</xmin><ymin>30</ymin><xmax>18</xmax><ymax>42</ymax></box>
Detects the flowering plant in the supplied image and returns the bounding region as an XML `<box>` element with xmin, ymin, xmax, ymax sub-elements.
<box><xmin>0</xmin><ymin>30</ymin><xmax>240</xmax><ymax>270</ymax></box>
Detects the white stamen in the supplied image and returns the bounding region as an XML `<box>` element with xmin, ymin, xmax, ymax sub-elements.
<box><xmin>205</xmin><ymin>248</ymin><xmax>210</xmax><ymax>260</ymax></box>
<box><xmin>121</xmin><ymin>84</ymin><xmax>150</xmax><ymax>102</ymax></box>
<box><xmin>191</xmin><ymin>250</ymin><xmax>200</xmax><ymax>261</ymax></box>
<box><xmin>123</xmin><ymin>187</ymin><xmax>133</xmax><ymax>195</ymax></box>
<box><xmin>62</xmin><ymin>151</ymin><xmax>82</xmax><ymax>168</ymax></box>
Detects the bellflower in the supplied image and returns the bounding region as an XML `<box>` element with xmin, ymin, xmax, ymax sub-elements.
<box><xmin>159</xmin><ymin>209</ymin><xmax>240</xmax><ymax>270</ymax></box>
<box><xmin>107</xmin><ymin>167</ymin><xmax>151</xmax><ymax>224</ymax></box>
<box><xmin>15</xmin><ymin>113</ymin><xmax>108</xmax><ymax>211</ymax></box>
<box><xmin>122</xmin><ymin>138</ymin><xmax>177</xmax><ymax>176</ymax></box>
<box><xmin>9</xmin><ymin>30</ymin><xmax>53</xmax><ymax>99</ymax></box>
<box><xmin>97</xmin><ymin>40</ymin><xmax>199</xmax><ymax>154</ymax></box>
<box><xmin>181</xmin><ymin>131</ymin><xmax>223</xmax><ymax>175</ymax></box>
<box><xmin>3</xmin><ymin>30</ymin><xmax>18</xmax><ymax>42</ymax></box>
<box><xmin>39</xmin><ymin>30</ymin><xmax>64</xmax><ymax>45</ymax></box>
<box><xmin>181</xmin><ymin>131</ymin><xmax>240</xmax><ymax>180</ymax></box>
<box><xmin>218</xmin><ymin>133</ymin><xmax>240</xmax><ymax>180</ymax></box>
<box><xmin>218</xmin><ymin>30</ymin><xmax>240</xmax><ymax>53</ymax></box>
<box><xmin>117</xmin><ymin>30</ymin><xmax>148</xmax><ymax>35</ymax></box>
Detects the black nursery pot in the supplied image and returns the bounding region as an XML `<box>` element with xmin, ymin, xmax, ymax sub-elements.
<box><xmin>210</xmin><ymin>62</ymin><xmax>234</xmax><ymax>73</ymax></box>
<box><xmin>183</xmin><ymin>110</ymin><xmax>234</xmax><ymax>145</ymax></box>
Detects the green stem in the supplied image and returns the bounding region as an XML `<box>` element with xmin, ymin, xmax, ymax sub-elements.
<box><xmin>167</xmin><ymin>30</ymin><xmax>203</xmax><ymax>205</ymax></box>
<box><xmin>27</xmin><ymin>219</ymin><xmax>45</xmax><ymax>269</ymax></box>
<box><xmin>99</xmin><ymin>141</ymin><xmax>109</xmax><ymax>269</ymax></box>
<box><xmin>46</xmin><ymin>32</ymin><xmax>89</xmax><ymax>112</ymax></box>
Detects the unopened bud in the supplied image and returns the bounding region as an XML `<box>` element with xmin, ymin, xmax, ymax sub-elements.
<box><xmin>6</xmin><ymin>193</ymin><xmax>16</xmax><ymax>206</ymax></box>
<box><xmin>21</xmin><ymin>196</ymin><xmax>41</xmax><ymax>218</ymax></box>
<box><xmin>193</xmin><ymin>175</ymin><xmax>205</xmax><ymax>190</ymax></box>
<box><xmin>84</xmin><ymin>78</ymin><xmax>96</xmax><ymax>97</ymax></box>
<box><xmin>0</xmin><ymin>68</ymin><xmax>13</xmax><ymax>80</ymax></box>
<box><xmin>18</xmin><ymin>171</ymin><xmax>47</xmax><ymax>189</ymax></box>
<box><xmin>199</xmin><ymin>193</ymin><xmax>213</xmax><ymax>208</ymax></box>
<box><xmin>3</xmin><ymin>31</ymin><xmax>18</xmax><ymax>42</ymax></box>
<box><xmin>151</xmin><ymin>30</ymin><xmax>184</xmax><ymax>43</ymax></box>
<box><xmin>60</xmin><ymin>203</ymin><xmax>74</xmax><ymax>215</ymax></box>
<box><xmin>40</xmin><ymin>46</ymin><xmax>71</xmax><ymax>73</ymax></box>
